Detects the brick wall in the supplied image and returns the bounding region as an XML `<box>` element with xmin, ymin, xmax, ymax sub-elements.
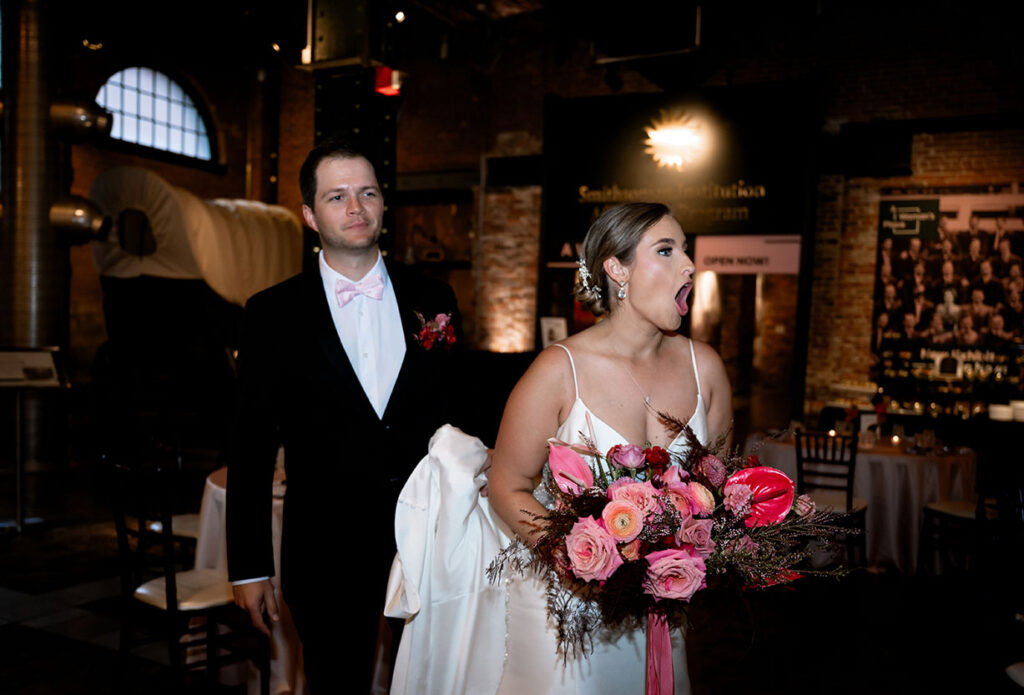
<box><xmin>475</xmin><ymin>186</ymin><xmax>542</xmax><ymax>351</ymax></box>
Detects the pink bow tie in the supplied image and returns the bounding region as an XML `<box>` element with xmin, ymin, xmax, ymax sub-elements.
<box><xmin>335</xmin><ymin>273</ymin><xmax>384</xmax><ymax>307</ymax></box>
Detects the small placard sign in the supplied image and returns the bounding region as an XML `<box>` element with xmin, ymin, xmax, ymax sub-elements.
<box><xmin>695</xmin><ymin>235</ymin><xmax>801</xmax><ymax>274</ymax></box>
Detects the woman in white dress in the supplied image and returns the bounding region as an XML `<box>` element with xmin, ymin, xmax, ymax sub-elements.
<box><xmin>488</xmin><ymin>202</ymin><xmax>733</xmax><ymax>694</ymax></box>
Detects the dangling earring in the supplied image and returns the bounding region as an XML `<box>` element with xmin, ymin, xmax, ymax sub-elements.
<box><xmin>617</xmin><ymin>282</ymin><xmax>627</xmax><ymax>300</ymax></box>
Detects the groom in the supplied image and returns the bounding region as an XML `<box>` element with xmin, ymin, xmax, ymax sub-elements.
<box><xmin>227</xmin><ymin>139</ymin><xmax>464</xmax><ymax>692</ymax></box>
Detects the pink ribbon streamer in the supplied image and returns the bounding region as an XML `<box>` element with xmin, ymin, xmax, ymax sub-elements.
<box><xmin>645</xmin><ymin>611</ymin><xmax>673</xmax><ymax>695</ymax></box>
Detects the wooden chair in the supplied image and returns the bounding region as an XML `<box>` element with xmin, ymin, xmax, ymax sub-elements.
<box><xmin>794</xmin><ymin>430</ymin><xmax>867</xmax><ymax>566</ymax></box>
<box><xmin>109</xmin><ymin>457</ymin><xmax>270</xmax><ymax>693</ymax></box>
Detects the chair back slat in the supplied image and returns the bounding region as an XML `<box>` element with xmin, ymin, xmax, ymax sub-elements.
<box><xmin>108</xmin><ymin>454</ymin><xmax>186</xmax><ymax>613</ymax></box>
<box><xmin>795</xmin><ymin>430</ymin><xmax>859</xmax><ymax>511</ymax></box>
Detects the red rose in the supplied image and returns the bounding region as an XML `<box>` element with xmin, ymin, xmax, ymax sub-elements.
<box><xmin>645</xmin><ymin>446</ymin><xmax>670</xmax><ymax>468</ymax></box>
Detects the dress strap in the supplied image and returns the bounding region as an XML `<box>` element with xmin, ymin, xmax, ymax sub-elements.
<box><xmin>552</xmin><ymin>343</ymin><xmax>580</xmax><ymax>401</ymax></box>
<box><xmin>689</xmin><ymin>339</ymin><xmax>702</xmax><ymax>398</ymax></box>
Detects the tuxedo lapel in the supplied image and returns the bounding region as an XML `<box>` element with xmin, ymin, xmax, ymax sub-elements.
<box><xmin>383</xmin><ymin>262</ymin><xmax>423</xmax><ymax>421</ymax></box>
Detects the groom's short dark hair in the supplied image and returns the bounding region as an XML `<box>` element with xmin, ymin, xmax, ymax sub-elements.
<box><xmin>299</xmin><ymin>139</ymin><xmax>378</xmax><ymax>209</ymax></box>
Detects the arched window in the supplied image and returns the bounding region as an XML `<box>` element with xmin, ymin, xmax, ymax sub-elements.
<box><xmin>95</xmin><ymin>67</ymin><xmax>213</xmax><ymax>161</ymax></box>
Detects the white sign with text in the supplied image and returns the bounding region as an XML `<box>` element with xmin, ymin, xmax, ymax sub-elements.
<box><xmin>695</xmin><ymin>235</ymin><xmax>801</xmax><ymax>274</ymax></box>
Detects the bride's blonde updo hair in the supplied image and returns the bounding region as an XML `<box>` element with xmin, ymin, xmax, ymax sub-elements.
<box><xmin>574</xmin><ymin>202</ymin><xmax>671</xmax><ymax>316</ymax></box>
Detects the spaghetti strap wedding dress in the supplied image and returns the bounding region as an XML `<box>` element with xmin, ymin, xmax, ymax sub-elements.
<box><xmin>386</xmin><ymin>341</ymin><xmax>708</xmax><ymax>695</ymax></box>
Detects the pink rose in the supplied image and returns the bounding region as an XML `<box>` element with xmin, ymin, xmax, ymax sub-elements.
<box><xmin>688</xmin><ymin>482</ymin><xmax>716</xmax><ymax>517</ymax></box>
<box><xmin>722</xmin><ymin>482</ymin><xmax>753</xmax><ymax>517</ymax></box>
<box><xmin>607</xmin><ymin>476</ymin><xmax>637</xmax><ymax>498</ymax></box>
<box><xmin>610</xmin><ymin>481</ymin><xmax>660</xmax><ymax>516</ymax></box>
<box><xmin>548</xmin><ymin>444</ymin><xmax>594</xmax><ymax>495</ymax></box>
<box><xmin>696</xmin><ymin>454</ymin><xmax>726</xmax><ymax>487</ymax></box>
<box><xmin>608</xmin><ymin>444</ymin><xmax>646</xmax><ymax>469</ymax></box>
<box><xmin>602</xmin><ymin>499</ymin><xmax>643</xmax><ymax>542</ymax></box>
<box><xmin>676</xmin><ymin>517</ymin><xmax>716</xmax><ymax>558</ymax></box>
<box><xmin>724</xmin><ymin>467</ymin><xmax>795</xmax><ymax>527</ymax></box>
<box><xmin>434</xmin><ymin>312</ymin><xmax>450</xmax><ymax>328</ymax></box>
<box><xmin>644</xmin><ymin>547</ymin><xmax>707</xmax><ymax>601</ymax></box>
<box><xmin>662</xmin><ymin>482</ymin><xmax>694</xmax><ymax>520</ymax></box>
<box><xmin>661</xmin><ymin>464</ymin><xmax>689</xmax><ymax>484</ymax></box>
<box><xmin>565</xmin><ymin>516</ymin><xmax>623</xmax><ymax>582</ymax></box>
<box><xmin>794</xmin><ymin>494</ymin><xmax>816</xmax><ymax>517</ymax></box>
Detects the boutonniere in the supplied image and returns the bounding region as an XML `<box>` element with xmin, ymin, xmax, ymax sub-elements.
<box><xmin>413</xmin><ymin>311</ymin><xmax>456</xmax><ymax>351</ymax></box>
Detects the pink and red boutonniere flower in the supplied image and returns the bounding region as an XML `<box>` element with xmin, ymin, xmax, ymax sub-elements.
<box><xmin>413</xmin><ymin>311</ymin><xmax>456</xmax><ymax>351</ymax></box>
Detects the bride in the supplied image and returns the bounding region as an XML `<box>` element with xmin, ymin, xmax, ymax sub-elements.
<box><xmin>488</xmin><ymin>202</ymin><xmax>732</xmax><ymax>694</ymax></box>
<box><xmin>386</xmin><ymin>202</ymin><xmax>731</xmax><ymax>694</ymax></box>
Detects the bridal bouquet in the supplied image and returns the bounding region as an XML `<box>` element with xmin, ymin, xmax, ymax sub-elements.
<box><xmin>488</xmin><ymin>418</ymin><xmax>849</xmax><ymax>693</ymax></box>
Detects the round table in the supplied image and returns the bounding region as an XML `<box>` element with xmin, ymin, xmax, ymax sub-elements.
<box><xmin>744</xmin><ymin>434</ymin><xmax>977</xmax><ymax>574</ymax></box>
<box><xmin>195</xmin><ymin>466</ymin><xmax>307</xmax><ymax>695</ymax></box>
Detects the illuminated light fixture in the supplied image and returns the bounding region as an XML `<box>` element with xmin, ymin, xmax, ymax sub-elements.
<box><xmin>271</xmin><ymin>43</ymin><xmax>281</xmax><ymax>52</ymax></box>
<box><xmin>374</xmin><ymin>67</ymin><xmax>403</xmax><ymax>96</ymax></box>
<box><xmin>395</xmin><ymin>10</ymin><xmax>406</xmax><ymax>22</ymax></box>
<box><xmin>301</xmin><ymin>45</ymin><xmax>312</xmax><ymax>64</ymax></box>
<box><xmin>644</xmin><ymin>111</ymin><xmax>709</xmax><ymax>171</ymax></box>
<box><xmin>82</xmin><ymin>38</ymin><xmax>103</xmax><ymax>50</ymax></box>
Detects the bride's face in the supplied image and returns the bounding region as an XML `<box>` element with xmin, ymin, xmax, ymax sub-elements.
<box><xmin>616</xmin><ymin>216</ymin><xmax>695</xmax><ymax>330</ymax></box>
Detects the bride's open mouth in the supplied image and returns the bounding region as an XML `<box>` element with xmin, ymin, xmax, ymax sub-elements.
<box><xmin>675</xmin><ymin>283</ymin><xmax>692</xmax><ymax>315</ymax></box>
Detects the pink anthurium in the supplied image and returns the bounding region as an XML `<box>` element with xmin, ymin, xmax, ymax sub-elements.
<box><xmin>548</xmin><ymin>444</ymin><xmax>594</xmax><ymax>495</ymax></box>
<box><xmin>724</xmin><ymin>466</ymin><xmax>795</xmax><ymax>527</ymax></box>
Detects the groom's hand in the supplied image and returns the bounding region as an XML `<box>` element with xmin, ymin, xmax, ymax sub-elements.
<box><xmin>233</xmin><ymin>580</ymin><xmax>279</xmax><ymax>636</ymax></box>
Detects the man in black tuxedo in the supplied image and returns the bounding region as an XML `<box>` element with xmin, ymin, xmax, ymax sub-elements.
<box><xmin>227</xmin><ymin>140</ymin><xmax>463</xmax><ymax>692</ymax></box>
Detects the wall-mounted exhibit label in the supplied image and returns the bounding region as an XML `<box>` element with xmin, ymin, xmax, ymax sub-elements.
<box><xmin>695</xmin><ymin>235</ymin><xmax>801</xmax><ymax>274</ymax></box>
<box><xmin>878</xmin><ymin>199</ymin><xmax>939</xmax><ymax>240</ymax></box>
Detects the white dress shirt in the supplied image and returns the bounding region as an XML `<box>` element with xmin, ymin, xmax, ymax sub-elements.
<box><xmin>318</xmin><ymin>250</ymin><xmax>406</xmax><ymax>420</ymax></box>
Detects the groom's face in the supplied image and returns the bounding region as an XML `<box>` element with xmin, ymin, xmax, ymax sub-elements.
<box><xmin>302</xmin><ymin>155</ymin><xmax>383</xmax><ymax>253</ymax></box>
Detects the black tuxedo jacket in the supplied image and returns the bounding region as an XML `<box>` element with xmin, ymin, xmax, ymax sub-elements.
<box><xmin>226</xmin><ymin>262</ymin><xmax>463</xmax><ymax>616</ymax></box>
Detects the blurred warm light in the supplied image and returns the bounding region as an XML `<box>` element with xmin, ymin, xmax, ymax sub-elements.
<box><xmin>82</xmin><ymin>39</ymin><xmax>103</xmax><ymax>50</ymax></box>
<box><xmin>301</xmin><ymin>45</ymin><xmax>312</xmax><ymax>64</ymax></box>
<box><xmin>689</xmin><ymin>271</ymin><xmax>720</xmax><ymax>343</ymax></box>
<box><xmin>271</xmin><ymin>43</ymin><xmax>281</xmax><ymax>53</ymax></box>
<box><xmin>644</xmin><ymin>111</ymin><xmax>709</xmax><ymax>171</ymax></box>
<box><xmin>395</xmin><ymin>10</ymin><xmax>406</xmax><ymax>22</ymax></box>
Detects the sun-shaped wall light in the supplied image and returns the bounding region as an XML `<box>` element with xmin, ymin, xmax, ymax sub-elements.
<box><xmin>644</xmin><ymin>111</ymin><xmax>710</xmax><ymax>171</ymax></box>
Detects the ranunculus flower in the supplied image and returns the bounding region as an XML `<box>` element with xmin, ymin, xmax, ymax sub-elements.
<box><xmin>661</xmin><ymin>464</ymin><xmax>689</xmax><ymax>484</ymax></box>
<box><xmin>696</xmin><ymin>454</ymin><xmax>726</xmax><ymax>487</ymax></box>
<box><xmin>620</xmin><ymin>539</ymin><xmax>641</xmax><ymax>562</ymax></box>
<box><xmin>602</xmin><ymin>499</ymin><xmax>643</xmax><ymax>542</ymax></box>
<box><xmin>662</xmin><ymin>482</ymin><xmax>694</xmax><ymax>520</ymax></box>
<box><xmin>723</xmin><ymin>482</ymin><xmax>753</xmax><ymax>516</ymax></box>
<box><xmin>793</xmin><ymin>494</ymin><xmax>816</xmax><ymax>517</ymax></box>
<box><xmin>548</xmin><ymin>444</ymin><xmax>594</xmax><ymax>495</ymax></box>
<box><xmin>434</xmin><ymin>312</ymin><xmax>450</xmax><ymax>328</ymax></box>
<box><xmin>610</xmin><ymin>481</ymin><xmax>659</xmax><ymax>516</ymax></box>
<box><xmin>645</xmin><ymin>446</ymin><xmax>671</xmax><ymax>467</ymax></box>
<box><xmin>565</xmin><ymin>516</ymin><xmax>623</xmax><ymax>582</ymax></box>
<box><xmin>676</xmin><ymin>518</ymin><xmax>715</xmax><ymax>557</ymax></box>
<box><xmin>724</xmin><ymin>467</ymin><xmax>795</xmax><ymax>527</ymax></box>
<box><xmin>688</xmin><ymin>482</ymin><xmax>716</xmax><ymax>517</ymax></box>
<box><xmin>608</xmin><ymin>444</ymin><xmax>646</xmax><ymax>469</ymax></box>
<box><xmin>644</xmin><ymin>547</ymin><xmax>706</xmax><ymax>601</ymax></box>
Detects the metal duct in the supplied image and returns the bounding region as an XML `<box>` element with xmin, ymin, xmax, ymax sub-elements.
<box><xmin>1</xmin><ymin>0</ymin><xmax>63</xmax><ymax>471</ymax></box>
<box><xmin>49</xmin><ymin>195</ymin><xmax>112</xmax><ymax>243</ymax></box>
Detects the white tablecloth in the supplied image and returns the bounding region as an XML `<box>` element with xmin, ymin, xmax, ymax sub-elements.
<box><xmin>744</xmin><ymin>435</ymin><xmax>977</xmax><ymax>574</ymax></box>
<box><xmin>195</xmin><ymin>466</ymin><xmax>307</xmax><ymax>695</ymax></box>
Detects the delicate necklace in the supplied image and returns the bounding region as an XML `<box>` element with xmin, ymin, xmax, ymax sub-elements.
<box><xmin>622</xmin><ymin>362</ymin><xmax>654</xmax><ymax>408</ymax></box>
